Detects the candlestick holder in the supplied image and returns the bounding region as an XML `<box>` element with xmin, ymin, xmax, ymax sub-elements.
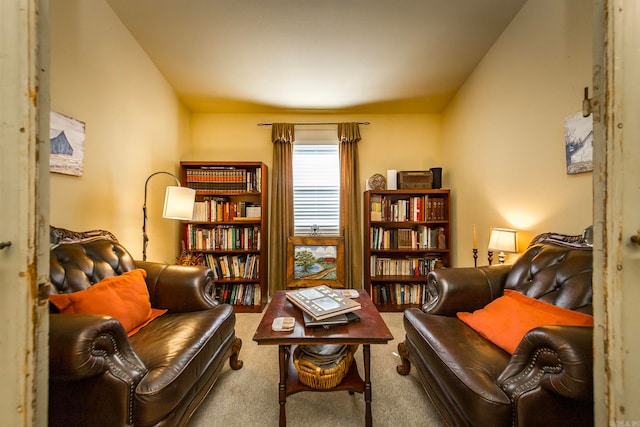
<box><xmin>473</xmin><ymin>248</ymin><xmax>478</xmax><ymax>267</ymax></box>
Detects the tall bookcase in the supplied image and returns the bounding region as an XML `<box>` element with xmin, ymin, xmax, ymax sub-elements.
<box><xmin>180</xmin><ymin>161</ymin><xmax>268</xmax><ymax>313</ymax></box>
<box><xmin>364</xmin><ymin>189</ymin><xmax>451</xmax><ymax>312</ymax></box>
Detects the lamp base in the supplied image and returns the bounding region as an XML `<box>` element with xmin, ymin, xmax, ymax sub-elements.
<box><xmin>498</xmin><ymin>251</ymin><xmax>506</xmax><ymax>264</ymax></box>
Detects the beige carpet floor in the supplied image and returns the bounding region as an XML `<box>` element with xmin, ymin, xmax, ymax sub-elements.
<box><xmin>189</xmin><ymin>310</ymin><xmax>447</xmax><ymax>427</ymax></box>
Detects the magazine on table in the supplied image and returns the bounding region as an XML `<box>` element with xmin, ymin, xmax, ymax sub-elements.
<box><xmin>285</xmin><ymin>285</ymin><xmax>361</xmax><ymax>321</ymax></box>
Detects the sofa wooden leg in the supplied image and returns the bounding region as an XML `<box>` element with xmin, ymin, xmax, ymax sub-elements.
<box><xmin>396</xmin><ymin>341</ymin><xmax>411</xmax><ymax>375</ymax></box>
<box><xmin>230</xmin><ymin>337</ymin><xmax>243</xmax><ymax>370</ymax></box>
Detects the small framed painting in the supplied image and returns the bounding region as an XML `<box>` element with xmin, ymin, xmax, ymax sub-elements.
<box><xmin>287</xmin><ymin>236</ymin><xmax>344</xmax><ymax>289</ymax></box>
<box><xmin>50</xmin><ymin>111</ymin><xmax>85</xmax><ymax>176</ymax></box>
<box><xmin>564</xmin><ymin>112</ymin><xmax>593</xmax><ymax>175</ymax></box>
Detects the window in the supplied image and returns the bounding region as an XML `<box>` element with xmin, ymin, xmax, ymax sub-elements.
<box><xmin>292</xmin><ymin>143</ymin><xmax>340</xmax><ymax>236</ymax></box>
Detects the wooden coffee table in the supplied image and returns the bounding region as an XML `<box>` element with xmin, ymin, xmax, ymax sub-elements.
<box><xmin>253</xmin><ymin>289</ymin><xmax>393</xmax><ymax>427</ymax></box>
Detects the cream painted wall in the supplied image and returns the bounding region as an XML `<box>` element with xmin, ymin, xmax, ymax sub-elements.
<box><xmin>49</xmin><ymin>0</ymin><xmax>593</xmax><ymax>270</ymax></box>
<box><xmin>189</xmin><ymin>113</ymin><xmax>442</xmax><ymax>204</ymax></box>
<box><xmin>442</xmin><ymin>0</ymin><xmax>593</xmax><ymax>266</ymax></box>
<box><xmin>49</xmin><ymin>0</ymin><xmax>190</xmax><ymax>263</ymax></box>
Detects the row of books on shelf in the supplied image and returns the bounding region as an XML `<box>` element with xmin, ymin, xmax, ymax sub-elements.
<box><xmin>370</xmin><ymin>195</ymin><xmax>446</xmax><ymax>222</ymax></box>
<box><xmin>185</xmin><ymin>167</ymin><xmax>262</xmax><ymax>193</ymax></box>
<box><xmin>370</xmin><ymin>255</ymin><xmax>442</xmax><ymax>276</ymax></box>
<box><xmin>185</xmin><ymin>224</ymin><xmax>261</xmax><ymax>251</ymax></box>
<box><xmin>214</xmin><ymin>283</ymin><xmax>262</xmax><ymax>306</ymax></box>
<box><xmin>204</xmin><ymin>253</ymin><xmax>260</xmax><ymax>279</ymax></box>
<box><xmin>370</xmin><ymin>226</ymin><xmax>446</xmax><ymax>250</ymax></box>
<box><xmin>371</xmin><ymin>283</ymin><xmax>433</xmax><ymax>306</ymax></box>
<box><xmin>192</xmin><ymin>199</ymin><xmax>261</xmax><ymax>222</ymax></box>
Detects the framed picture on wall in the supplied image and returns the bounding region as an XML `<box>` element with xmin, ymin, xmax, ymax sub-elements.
<box><xmin>564</xmin><ymin>111</ymin><xmax>593</xmax><ymax>175</ymax></box>
<box><xmin>50</xmin><ymin>111</ymin><xmax>85</xmax><ymax>176</ymax></box>
<box><xmin>287</xmin><ymin>236</ymin><xmax>344</xmax><ymax>289</ymax></box>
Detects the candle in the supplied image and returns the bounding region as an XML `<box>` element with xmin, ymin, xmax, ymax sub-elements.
<box><xmin>473</xmin><ymin>224</ymin><xmax>477</xmax><ymax>249</ymax></box>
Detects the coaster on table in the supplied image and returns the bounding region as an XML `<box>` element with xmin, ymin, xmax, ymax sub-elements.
<box><xmin>340</xmin><ymin>289</ymin><xmax>359</xmax><ymax>298</ymax></box>
<box><xmin>272</xmin><ymin>316</ymin><xmax>295</xmax><ymax>332</ymax></box>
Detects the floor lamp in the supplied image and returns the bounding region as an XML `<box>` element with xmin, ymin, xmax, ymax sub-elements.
<box><xmin>142</xmin><ymin>171</ymin><xmax>196</xmax><ymax>261</ymax></box>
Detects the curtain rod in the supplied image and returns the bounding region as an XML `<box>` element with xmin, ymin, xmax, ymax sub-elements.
<box><xmin>257</xmin><ymin>121</ymin><xmax>370</xmax><ymax>126</ymax></box>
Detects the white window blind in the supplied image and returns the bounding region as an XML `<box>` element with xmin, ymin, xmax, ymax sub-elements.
<box><xmin>292</xmin><ymin>144</ymin><xmax>340</xmax><ymax>236</ymax></box>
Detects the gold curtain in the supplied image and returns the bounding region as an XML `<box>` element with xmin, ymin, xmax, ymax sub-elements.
<box><xmin>268</xmin><ymin>123</ymin><xmax>295</xmax><ymax>294</ymax></box>
<box><xmin>338</xmin><ymin>122</ymin><xmax>363</xmax><ymax>289</ymax></box>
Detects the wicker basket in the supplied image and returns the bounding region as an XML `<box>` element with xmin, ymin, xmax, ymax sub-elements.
<box><xmin>293</xmin><ymin>344</ymin><xmax>358</xmax><ymax>390</ymax></box>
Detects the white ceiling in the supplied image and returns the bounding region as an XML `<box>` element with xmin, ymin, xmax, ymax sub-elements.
<box><xmin>105</xmin><ymin>0</ymin><xmax>526</xmax><ymax>114</ymax></box>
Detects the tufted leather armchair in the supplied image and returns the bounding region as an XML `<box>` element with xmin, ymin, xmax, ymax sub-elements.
<box><xmin>397</xmin><ymin>232</ymin><xmax>594</xmax><ymax>427</ymax></box>
<box><xmin>48</xmin><ymin>228</ymin><xmax>243</xmax><ymax>427</ymax></box>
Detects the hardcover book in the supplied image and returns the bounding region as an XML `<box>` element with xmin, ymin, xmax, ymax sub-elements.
<box><xmin>285</xmin><ymin>285</ymin><xmax>361</xmax><ymax>320</ymax></box>
<box><xmin>302</xmin><ymin>311</ymin><xmax>360</xmax><ymax>328</ymax></box>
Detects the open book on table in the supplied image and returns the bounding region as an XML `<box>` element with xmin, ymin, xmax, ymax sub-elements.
<box><xmin>285</xmin><ymin>285</ymin><xmax>361</xmax><ymax>321</ymax></box>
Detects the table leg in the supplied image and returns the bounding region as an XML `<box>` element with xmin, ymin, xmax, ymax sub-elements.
<box><xmin>278</xmin><ymin>345</ymin><xmax>288</xmax><ymax>427</ymax></box>
<box><xmin>363</xmin><ymin>344</ymin><xmax>372</xmax><ymax>426</ymax></box>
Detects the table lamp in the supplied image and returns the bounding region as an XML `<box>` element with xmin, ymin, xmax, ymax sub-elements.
<box><xmin>487</xmin><ymin>227</ymin><xmax>518</xmax><ymax>264</ymax></box>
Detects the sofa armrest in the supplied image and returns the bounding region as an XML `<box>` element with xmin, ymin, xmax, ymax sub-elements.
<box><xmin>135</xmin><ymin>260</ymin><xmax>217</xmax><ymax>312</ymax></box>
<box><xmin>498</xmin><ymin>325</ymin><xmax>593</xmax><ymax>401</ymax></box>
<box><xmin>49</xmin><ymin>314</ymin><xmax>146</xmax><ymax>381</ymax></box>
<box><xmin>424</xmin><ymin>264</ymin><xmax>511</xmax><ymax>315</ymax></box>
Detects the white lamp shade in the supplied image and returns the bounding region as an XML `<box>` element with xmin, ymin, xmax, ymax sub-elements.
<box><xmin>488</xmin><ymin>228</ymin><xmax>518</xmax><ymax>253</ymax></box>
<box><xmin>162</xmin><ymin>186</ymin><xmax>196</xmax><ymax>220</ymax></box>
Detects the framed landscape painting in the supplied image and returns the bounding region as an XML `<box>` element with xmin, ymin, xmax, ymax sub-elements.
<box><xmin>564</xmin><ymin>111</ymin><xmax>593</xmax><ymax>175</ymax></box>
<box><xmin>50</xmin><ymin>111</ymin><xmax>85</xmax><ymax>176</ymax></box>
<box><xmin>287</xmin><ymin>236</ymin><xmax>344</xmax><ymax>289</ymax></box>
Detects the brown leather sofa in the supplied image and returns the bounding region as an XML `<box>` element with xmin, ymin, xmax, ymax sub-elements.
<box><xmin>48</xmin><ymin>228</ymin><xmax>243</xmax><ymax>426</ymax></box>
<box><xmin>397</xmin><ymin>232</ymin><xmax>594</xmax><ymax>427</ymax></box>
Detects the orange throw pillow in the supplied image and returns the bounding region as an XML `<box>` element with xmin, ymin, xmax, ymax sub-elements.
<box><xmin>49</xmin><ymin>269</ymin><xmax>166</xmax><ymax>336</ymax></box>
<box><xmin>457</xmin><ymin>290</ymin><xmax>593</xmax><ymax>354</ymax></box>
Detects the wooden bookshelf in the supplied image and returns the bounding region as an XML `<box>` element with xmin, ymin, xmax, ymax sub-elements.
<box><xmin>180</xmin><ymin>161</ymin><xmax>268</xmax><ymax>313</ymax></box>
<box><xmin>363</xmin><ymin>189</ymin><xmax>451</xmax><ymax>312</ymax></box>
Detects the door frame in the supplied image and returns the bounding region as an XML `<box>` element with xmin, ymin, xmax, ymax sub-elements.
<box><xmin>0</xmin><ymin>0</ymin><xmax>50</xmax><ymax>425</ymax></box>
<box><xmin>592</xmin><ymin>0</ymin><xmax>640</xmax><ymax>424</ymax></box>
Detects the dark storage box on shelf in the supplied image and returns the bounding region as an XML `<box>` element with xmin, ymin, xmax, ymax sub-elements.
<box><xmin>397</xmin><ymin>170</ymin><xmax>433</xmax><ymax>189</ymax></box>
